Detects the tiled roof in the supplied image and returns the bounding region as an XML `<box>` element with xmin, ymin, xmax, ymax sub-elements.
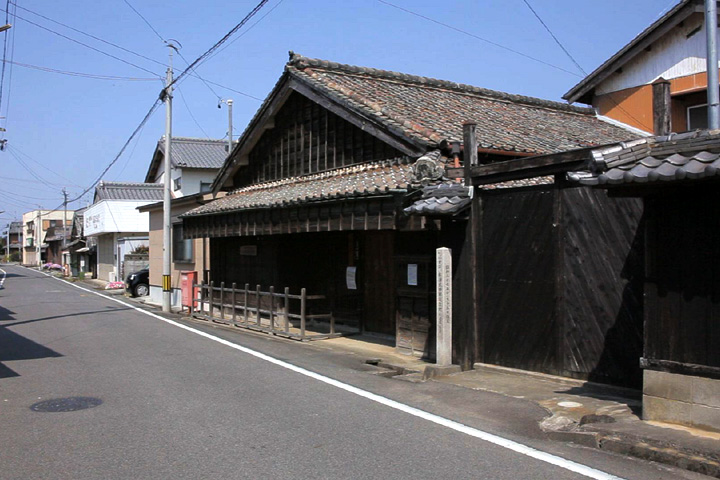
<box><xmin>404</xmin><ymin>183</ymin><xmax>471</xmax><ymax>216</ymax></box>
<box><xmin>183</xmin><ymin>158</ymin><xmax>413</xmax><ymax>217</ymax></box>
<box><xmin>94</xmin><ymin>181</ymin><xmax>165</xmax><ymax>201</ymax></box>
<box><xmin>145</xmin><ymin>137</ymin><xmax>229</xmax><ymax>182</ymax></box>
<box><xmin>568</xmin><ymin>129</ymin><xmax>720</xmax><ymax>186</ymax></box>
<box><xmin>286</xmin><ymin>53</ymin><xmax>636</xmax><ymax>155</ymax></box>
<box><xmin>480</xmin><ymin>176</ymin><xmax>555</xmax><ymax>190</ymax></box>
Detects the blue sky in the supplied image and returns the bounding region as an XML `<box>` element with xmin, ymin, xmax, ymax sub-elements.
<box><xmin>0</xmin><ymin>0</ymin><xmax>677</xmax><ymax>222</ymax></box>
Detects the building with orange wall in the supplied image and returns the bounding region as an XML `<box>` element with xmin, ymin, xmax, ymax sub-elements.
<box><xmin>564</xmin><ymin>0</ymin><xmax>719</xmax><ymax>134</ymax></box>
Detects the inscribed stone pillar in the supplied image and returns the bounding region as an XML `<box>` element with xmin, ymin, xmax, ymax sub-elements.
<box><xmin>436</xmin><ymin>247</ymin><xmax>452</xmax><ymax>366</ymax></box>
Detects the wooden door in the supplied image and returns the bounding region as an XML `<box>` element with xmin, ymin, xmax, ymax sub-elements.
<box><xmin>362</xmin><ymin>232</ymin><xmax>395</xmax><ymax>335</ymax></box>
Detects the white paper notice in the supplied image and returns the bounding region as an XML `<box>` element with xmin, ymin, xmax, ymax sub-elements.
<box><xmin>346</xmin><ymin>266</ymin><xmax>357</xmax><ymax>290</ymax></box>
<box><xmin>407</xmin><ymin>264</ymin><xmax>418</xmax><ymax>286</ymax></box>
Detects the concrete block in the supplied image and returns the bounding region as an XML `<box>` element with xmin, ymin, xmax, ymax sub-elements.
<box><xmin>691</xmin><ymin>403</ymin><xmax>720</xmax><ymax>433</ymax></box>
<box><xmin>642</xmin><ymin>394</ymin><xmax>693</xmax><ymax>426</ymax></box>
<box><xmin>692</xmin><ymin>376</ymin><xmax>720</xmax><ymax>408</ymax></box>
<box><xmin>643</xmin><ymin>370</ymin><xmax>692</xmax><ymax>402</ymax></box>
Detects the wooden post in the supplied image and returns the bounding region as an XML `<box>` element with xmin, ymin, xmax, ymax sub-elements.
<box><xmin>189</xmin><ymin>283</ymin><xmax>195</xmax><ymax>316</ymax></box>
<box><xmin>231</xmin><ymin>282</ymin><xmax>237</xmax><ymax>325</ymax></box>
<box><xmin>652</xmin><ymin>78</ymin><xmax>671</xmax><ymax>135</ymax></box>
<box><xmin>244</xmin><ymin>283</ymin><xmax>249</xmax><ymax>325</ymax></box>
<box><xmin>330</xmin><ymin>314</ymin><xmax>335</xmax><ymax>336</ymax></box>
<box><xmin>462</xmin><ymin>121</ymin><xmax>479</xmax><ymax>370</ymax></box>
<box><xmin>256</xmin><ymin>284</ymin><xmax>261</xmax><ymax>326</ymax></box>
<box><xmin>300</xmin><ymin>288</ymin><xmax>306</xmax><ymax>339</ymax></box>
<box><xmin>220</xmin><ymin>282</ymin><xmax>225</xmax><ymax>321</ymax></box>
<box><xmin>209</xmin><ymin>281</ymin><xmax>214</xmax><ymax>319</ymax></box>
<box><xmin>269</xmin><ymin>286</ymin><xmax>276</xmax><ymax>332</ymax></box>
<box><xmin>284</xmin><ymin>287</ymin><xmax>290</xmax><ymax>332</ymax></box>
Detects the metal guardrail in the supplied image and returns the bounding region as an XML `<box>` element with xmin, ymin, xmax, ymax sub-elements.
<box><xmin>190</xmin><ymin>282</ymin><xmax>344</xmax><ymax>341</ymax></box>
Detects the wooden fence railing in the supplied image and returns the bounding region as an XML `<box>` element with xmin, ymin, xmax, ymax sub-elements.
<box><xmin>190</xmin><ymin>282</ymin><xmax>347</xmax><ymax>341</ymax></box>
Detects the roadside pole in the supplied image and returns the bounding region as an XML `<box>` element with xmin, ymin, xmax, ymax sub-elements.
<box><xmin>162</xmin><ymin>43</ymin><xmax>175</xmax><ymax>313</ymax></box>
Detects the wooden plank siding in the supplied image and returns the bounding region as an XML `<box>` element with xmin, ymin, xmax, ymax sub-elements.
<box><xmin>234</xmin><ymin>91</ymin><xmax>402</xmax><ymax>187</ymax></box>
<box><xmin>473</xmin><ymin>185</ymin><xmax>645</xmax><ymax>388</ymax></box>
<box><xmin>644</xmin><ymin>188</ymin><xmax>720</xmax><ymax>371</ymax></box>
<box><xmin>559</xmin><ymin>187</ymin><xmax>644</xmax><ymax>387</ymax></box>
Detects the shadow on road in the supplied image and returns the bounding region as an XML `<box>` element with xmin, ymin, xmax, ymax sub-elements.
<box><xmin>0</xmin><ymin>304</ymin><xmax>63</xmax><ymax>379</ymax></box>
<box><xmin>1</xmin><ymin>306</ymin><xmax>132</xmax><ymax>329</ymax></box>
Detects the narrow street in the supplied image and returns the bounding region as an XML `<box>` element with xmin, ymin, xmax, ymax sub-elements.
<box><xmin>0</xmin><ymin>266</ymin><xmax>707</xmax><ymax>480</ymax></box>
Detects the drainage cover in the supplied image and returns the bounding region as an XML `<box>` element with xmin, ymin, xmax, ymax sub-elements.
<box><xmin>30</xmin><ymin>397</ymin><xmax>102</xmax><ymax>413</ymax></box>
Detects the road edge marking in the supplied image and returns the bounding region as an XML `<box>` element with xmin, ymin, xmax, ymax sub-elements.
<box><xmin>30</xmin><ymin>267</ymin><xmax>623</xmax><ymax>480</ymax></box>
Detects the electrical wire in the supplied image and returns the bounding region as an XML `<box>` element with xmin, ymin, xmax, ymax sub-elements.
<box><xmin>1</xmin><ymin>8</ymin><xmax>163</xmax><ymax>78</ymax></box>
<box><xmin>376</xmin><ymin>0</ymin><xmax>581</xmax><ymax>77</ymax></box>
<box><xmin>176</xmin><ymin>86</ymin><xmax>211</xmax><ymax>138</ymax></box>
<box><xmin>9</xmin><ymin>144</ymin><xmax>85</xmax><ymax>189</ymax></box>
<box><xmin>167</xmin><ymin>0</ymin><xmax>269</xmax><ymax>90</ymax></box>
<box><xmin>520</xmin><ymin>0</ymin><xmax>652</xmax><ymax>131</ymax></box>
<box><xmin>203</xmin><ymin>0</ymin><xmax>286</xmax><ymax>64</ymax></box>
<box><xmin>4</xmin><ymin>59</ymin><xmax>160</xmax><ymax>81</ymax></box>
<box><xmin>122</xmin><ymin>0</ymin><xmax>165</xmax><ymax>43</ymax></box>
<box><xmin>6</xmin><ymin>148</ymin><xmax>63</xmax><ymax>189</ymax></box>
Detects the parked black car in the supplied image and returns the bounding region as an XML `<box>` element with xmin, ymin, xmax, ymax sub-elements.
<box><xmin>125</xmin><ymin>266</ymin><xmax>149</xmax><ymax>297</ymax></box>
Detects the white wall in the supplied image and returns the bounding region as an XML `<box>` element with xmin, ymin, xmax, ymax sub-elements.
<box><xmin>597</xmin><ymin>17</ymin><xmax>720</xmax><ymax>95</ymax></box>
<box><xmin>84</xmin><ymin>200</ymin><xmax>153</xmax><ymax>236</ymax></box>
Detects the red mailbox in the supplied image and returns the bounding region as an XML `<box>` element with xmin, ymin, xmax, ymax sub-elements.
<box><xmin>180</xmin><ymin>271</ymin><xmax>198</xmax><ymax>311</ymax></box>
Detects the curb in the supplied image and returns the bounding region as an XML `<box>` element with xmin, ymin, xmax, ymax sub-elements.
<box><xmin>547</xmin><ymin>429</ymin><xmax>720</xmax><ymax>478</ymax></box>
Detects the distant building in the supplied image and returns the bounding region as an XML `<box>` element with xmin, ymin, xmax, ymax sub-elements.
<box><xmin>21</xmin><ymin>210</ymin><xmax>73</xmax><ymax>265</ymax></box>
<box><xmin>84</xmin><ymin>181</ymin><xmax>163</xmax><ymax>282</ymax></box>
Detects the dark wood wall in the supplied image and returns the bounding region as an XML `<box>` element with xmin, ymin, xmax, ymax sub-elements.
<box><xmin>559</xmin><ymin>187</ymin><xmax>644</xmax><ymax>387</ymax></box>
<box><xmin>236</xmin><ymin>92</ymin><xmax>402</xmax><ymax>186</ymax></box>
<box><xmin>644</xmin><ymin>187</ymin><xmax>720</xmax><ymax>370</ymax></box>
<box><xmin>480</xmin><ymin>189</ymin><xmax>558</xmax><ymax>373</ymax></box>
<box><xmin>472</xmin><ymin>185</ymin><xmax>644</xmax><ymax>388</ymax></box>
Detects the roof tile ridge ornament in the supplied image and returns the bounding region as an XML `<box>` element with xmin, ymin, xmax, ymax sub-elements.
<box><xmin>287</xmin><ymin>51</ymin><xmax>595</xmax><ymax>115</ymax></box>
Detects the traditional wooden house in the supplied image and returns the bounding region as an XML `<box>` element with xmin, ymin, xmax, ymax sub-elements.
<box><xmin>566</xmin><ymin>129</ymin><xmax>720</xmax><ymax>431</ymax></box>
<box><xmin>182</xmin><ymin>53</ymin><xmax>636</xmax><ymax>354</ymax></box>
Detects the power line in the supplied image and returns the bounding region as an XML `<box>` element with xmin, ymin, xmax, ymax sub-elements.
<box><xmin>521</xmin><ymin>0</ymin><xmax>586</xmax><ymax>75</ymax></box>
<box><xmin>12</xmin><ymin>3</ymin><xmax>168</xmax><ymax>72</ymax></box>
<box><xmin>122</xmin><ymin>0</ymin><xmax>165</xmax><ymax>43</ymax></box>
<box><xmin>176</xmin><ymin>86</ymin><xmax>211</xmax><ymax>138</ymax></box>
<box><xmin>13</xmin><ymin>3</ymin><xmax>262</xmax><ymax>101</ymax></box>
<box><xmin>6</xmin><ymin>148</ymin><xmax>63</xmax><ymax>189</ymax></box>
<box><xmin>376</xmin><ymin>0</ymin><xmax>581</xmax><ymax>78</ymax></box>
<box><xmin>204</xmin><ymin>0</ymin><xmax>286</xmax><ymax>64</ymax></box>
<box><xmin>168</xmin><ymin>0</ymin><xmax>270</xmax><ymax>89</ymax></box>
<box><xmin>4</xmin><ymin>59</ymin><xmax>161</xmax><ymax>81</ymax></box>
<box><xmin>9</xmin><ymin>144</ymin><xmax>84</xmax><ymax>189</ymax></box>
<box><xmin>520</xmin><ymin>0</ymin><xmax>652</xmax><ymax>131</ymax></box>
<box><xmin>1</xmin><ymin>8</ymin><xmax>163</xmax><ymax>78</ymax></box>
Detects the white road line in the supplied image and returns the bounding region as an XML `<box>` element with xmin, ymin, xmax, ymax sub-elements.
<box><xmin>37</xmin><ymin>268</ymin><xmax>623</xmax><ymax>480</ymax></box>
<box><xmin>0</xmin><ymin>267</ymin><xmax>6</xmax><ymax>288</ymax></box>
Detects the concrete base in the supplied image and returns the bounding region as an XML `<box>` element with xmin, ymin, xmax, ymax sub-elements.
<box><xmin>423</xmin><ymin>364</ymin><xmax>462</xmax><ymax>380</ymax></box>
<box><xmin>643</xmin><ymin>370</ymin><xmax>720</xmax><ymax>433</ymax></box>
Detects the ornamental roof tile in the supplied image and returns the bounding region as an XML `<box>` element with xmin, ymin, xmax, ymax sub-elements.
<box><xmin>568</xmin><ymin>129</ymin><xmax>720</xmax><ymax>186</ymax></box>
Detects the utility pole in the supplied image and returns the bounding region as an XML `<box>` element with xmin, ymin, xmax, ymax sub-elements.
<box><xmin>36</xmin><ymin>206</ymin><xmax>42</xmax><ymax>266</ymax></box>
<box><xmin>706</xmin><ymin>0</ymin><xmax>719</xmax><ymax>129</ymax></box>
<box><xmin>227</xmin><ymin>99</ymin><xmax>233</xmax><ymax>153</ymax></box>
<box><xmin>62</xmin><ymin>188</ymin><xmax>68</xmax><ymax>249</ymax></box>
<box><xmin>162</xmin><ymin>42</ymin><xmax>176</xmax><ymax>312</ymax></box>
<box><xmin>219</xmin><ymin>98</ymin><xmax>234</xmax><ymax>155</ymax></box>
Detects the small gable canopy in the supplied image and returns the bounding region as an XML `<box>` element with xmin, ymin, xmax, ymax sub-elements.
<box><xmin>93</xmin><ymin>181</ymin><xmax>164</xmax><ymax>203</ymax></box>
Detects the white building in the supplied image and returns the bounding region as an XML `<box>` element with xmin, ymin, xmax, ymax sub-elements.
<box><xmin>84</xmin><ymin>181</ymin><xmax>163</xmax><ymax>282</ymax></box>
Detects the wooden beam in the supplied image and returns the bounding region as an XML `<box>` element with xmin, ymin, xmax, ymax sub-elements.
<box><xmin>640</xmin><ymin>357</ymin><xmax>720</xmax><ymax>380</ymax></box>
<box><xmin>467</xmin><ymin>148</ymin><xmax>594</xmax><ymax>185</ymax></box>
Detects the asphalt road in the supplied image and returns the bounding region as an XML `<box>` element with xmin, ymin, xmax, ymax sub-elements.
<box><xmin>0</xmin><ymin>266</ymin><xmax>707</xmax><ymax>480</ymax></box>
